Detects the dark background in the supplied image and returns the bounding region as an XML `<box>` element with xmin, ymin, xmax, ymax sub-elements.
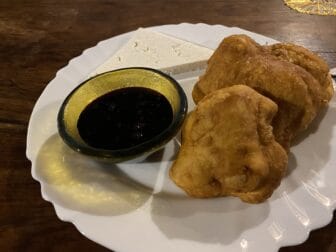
<box><xmin>0</xmin><ymin>0</ymin><xmax>335</xmax><ymax>251</ymax></box>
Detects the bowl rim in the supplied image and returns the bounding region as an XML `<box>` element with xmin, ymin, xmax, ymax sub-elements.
<box><xmin>57</xmin><ymin>67</ymin><xmax>188</xmax><ymax>162</ymax></box>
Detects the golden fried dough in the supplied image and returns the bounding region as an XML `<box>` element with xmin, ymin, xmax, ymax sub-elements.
<box><xmin>170</xmin><ymin>85</ymin><xmax>288</xmax><ymax>203</ymax></box>
<box><xmin>267</xmin><ymin>43</ymin><xmax>334</xmax><ymax>103</ymax></box>
<box><xmin>192</xmin><ymin>35</ymin><xmax>333</xmax><ymax>149</ymax></box>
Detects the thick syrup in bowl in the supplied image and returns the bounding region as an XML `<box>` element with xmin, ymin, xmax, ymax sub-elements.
<box><xmin>77</xmin><ymin>87</ymin><xmax>173</xmax><ymax>150</ymax></box>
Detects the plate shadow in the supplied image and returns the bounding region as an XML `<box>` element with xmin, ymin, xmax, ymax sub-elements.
<box><xmin>150</xmin><ymin>166</ymin><xmax>270</xmax><ymax>245</ymax></box>
<box><xmin>275</xmin><ymin>104</ymin><xmax>336</xmax><ymax>198</ymax></box>
<box><xmin>35</xmin><ymin>133</ymin><xmax>155</xmax><ymax>216</ymax></box>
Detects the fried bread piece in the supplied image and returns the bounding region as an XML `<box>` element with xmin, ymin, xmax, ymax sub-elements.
<box><xmin>170</xmin><ymin>85</ymin><xmax>288</xmax><ymax>203</ymax></box>
<box><xmin>267</xmin><ymin>43</ymin><xmax>334</xmax><ymax>104</ymax></box>
<box><xmin>192</xmin><ymin>35</ymin><xmax>333</xmax><ymax>149</ymax></box>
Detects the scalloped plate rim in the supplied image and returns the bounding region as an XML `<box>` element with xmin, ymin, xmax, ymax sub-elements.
<box><xmin>26</xmin><ymin>23</ymin><xmax>336</xmax><ymax>252</ymax></box>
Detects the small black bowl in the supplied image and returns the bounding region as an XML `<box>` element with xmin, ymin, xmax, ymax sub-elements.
<box><xmin>57</xmin><ymin>67</ymin><xmax>188</xmax><ymax>163</ymax></box>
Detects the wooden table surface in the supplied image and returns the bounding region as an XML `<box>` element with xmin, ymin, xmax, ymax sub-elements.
<box><xmin>1</xmin><ymin>0</ymin><xmax>335</xmax><ymax>251</ymax></box>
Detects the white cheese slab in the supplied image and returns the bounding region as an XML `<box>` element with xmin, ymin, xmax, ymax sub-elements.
<box><xmin>92</xmin><ymin>28</ymin><xmax>214</xmax><ymax>76</ymax></box>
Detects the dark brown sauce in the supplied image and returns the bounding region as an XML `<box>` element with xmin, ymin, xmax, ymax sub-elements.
<box><xmin>77</xmin><ymin>87</ymin><xmax>173</xmax><ymax>150</ymax></box>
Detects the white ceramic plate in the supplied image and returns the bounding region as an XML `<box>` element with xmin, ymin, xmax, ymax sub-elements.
<box><xmin>26</xmin><ymin>23</ymin><xmax>336</xmax><ymax>252</ymax></box>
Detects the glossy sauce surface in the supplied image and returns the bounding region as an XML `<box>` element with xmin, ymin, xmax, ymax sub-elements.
<box><xmin>77</xmin><ymin>87</ymin><xmax>173</xmax><ymax>150</ymax></box>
